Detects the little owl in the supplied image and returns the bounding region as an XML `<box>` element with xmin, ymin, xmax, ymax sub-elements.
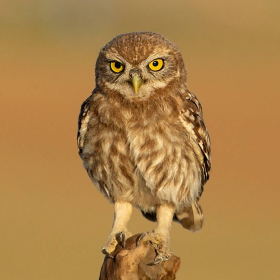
<box><xmin>77</xmin><ymin>32</ymin><xmax>211</xmax><ymax>264</ymax></box>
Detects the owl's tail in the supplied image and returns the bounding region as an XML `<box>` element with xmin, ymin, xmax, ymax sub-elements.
<box><xmin>141</xmin><ymin>200</ymin><xmax>204</xmax><ymax>232</ymax></box>
<box><xmin>174</xmin><ymin>201</ymin><xmax>204</xmax><ymax>232</ymax></box>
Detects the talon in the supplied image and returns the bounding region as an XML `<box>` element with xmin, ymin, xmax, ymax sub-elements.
<box><xmin>148</xmin><ymin>256</ymin><xmax>164</xmax><ymax>265</ymax></box>
<box><xmin>164</xmin><ymin>251</ymin><xmax>172</xmax><ymax>261</ymax></box>
<box><xmin>102</xmin><ymin>231</ymin><xmax>131</xmax><ymax>256</ymax></box>
<box><xmin>155</xmin><ymin>256</ymin><xmax>164</xmax><ymax>264</ymax></box>
<box><xmin>136</xmin><ymin>232</ymin><xmax>147</xmax><ymax>247</ymax></box>
<box><xmin>116</xmin><ymin>231</ymin><xmax>126</xmax><ymax>248</ymax></box>
<box><xmin>101</xmin><ymin>247</ymin><xmax>114</xmax><ymax>258</ymax></box>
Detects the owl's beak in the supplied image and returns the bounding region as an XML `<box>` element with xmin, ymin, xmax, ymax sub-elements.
<box><xmin>131</xmin><ymin>74</ymin><xmax>143</xmax><ymax>93</ymax></box>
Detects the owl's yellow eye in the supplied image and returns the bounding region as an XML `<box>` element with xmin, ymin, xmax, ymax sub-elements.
<box><xmin>148</xmin><ymin>59</ymin><xmax>164</xmax><ymax>71</ymax></box>
<box><xmin>110</xmin><ymin>61</ymin><xmax>124</xmax><ymax>73</ymax></box>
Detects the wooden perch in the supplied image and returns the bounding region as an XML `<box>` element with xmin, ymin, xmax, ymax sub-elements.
<box><xmin>99</xmin><ymin>233</ymin><xmax>181</xmax><ymax>280</ymax></box>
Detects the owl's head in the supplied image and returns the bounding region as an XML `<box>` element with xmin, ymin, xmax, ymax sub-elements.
<box><xmin>95</xmin><ymin>32</ymin><xmax>187</xmax><ymax>99</ymax></box>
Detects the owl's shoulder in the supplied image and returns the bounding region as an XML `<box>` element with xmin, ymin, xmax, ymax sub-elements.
<box><xmin>77</xmin><ymin>93</ymin><xmax>93</xmax><ymax>155</ymax></box>
<box><xmin>77</xmin><ymin>89</ymin><xmax>132</xmax><ymax>155</ymax></box>
<box><xmin>182</xmin><ymin>90</ymin><xmax>202</xmax><ymax>114</ymax></box>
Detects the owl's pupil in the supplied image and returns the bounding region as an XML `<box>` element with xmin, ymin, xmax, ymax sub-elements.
<box><xmin>153</xmin><ymin>61</ymin><xmax>159</xmax><ymax>67</ymax></box>
<box><xmin>115</xmin><ymin>62</ymin><xmax>121</xmax><ymax>69</ymax></box>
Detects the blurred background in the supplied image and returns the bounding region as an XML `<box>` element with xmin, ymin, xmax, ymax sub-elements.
<box><xmin>1</xmin><ymin>0</ymin><xmax>280</xmax><ymax>279</ymax></box>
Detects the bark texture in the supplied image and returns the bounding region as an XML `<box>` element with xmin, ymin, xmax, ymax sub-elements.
<box><xmin>99</xmin><ymin>233</ymin><xmax>181</xmax><ymax>280</ymax></box>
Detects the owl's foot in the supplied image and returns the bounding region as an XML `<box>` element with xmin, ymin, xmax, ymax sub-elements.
<box><xmin>101</xmin><ymin>231</ymin><xmax>131</xmax><ymax>257</ymax></box>
<box><xmin>137</xmin><ymin>231</ymin><xmax>172</xmax><ymax>265</ymax></box>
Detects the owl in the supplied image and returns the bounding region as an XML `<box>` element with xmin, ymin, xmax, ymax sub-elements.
<box><xmin>77</xmin><ymin>32</ymin><xmax>211</xmax><ymax>264</ymax></box>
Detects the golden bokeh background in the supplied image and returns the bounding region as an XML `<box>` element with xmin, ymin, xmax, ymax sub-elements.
<box><xmin>1</xmin><ymin>1</ymin><xmax>280</xmax><ymax>279</ymax></box>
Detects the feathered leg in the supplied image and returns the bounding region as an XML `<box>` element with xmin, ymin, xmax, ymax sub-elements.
<box><xmin>101</xmin><ymin>201</ymin><xmax>132</xmax><ymax>257</ymax></box>
<box><xmin>140</xmin><ymin>203</ymin><xmax>175</xmax><ymax>264</ymax></box>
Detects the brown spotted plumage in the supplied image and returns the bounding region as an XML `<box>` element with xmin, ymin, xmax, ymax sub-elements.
<box><xmin>77</xmin><ymin>32</ymin><xmax>211</xmax><ymax>263</ymax></box>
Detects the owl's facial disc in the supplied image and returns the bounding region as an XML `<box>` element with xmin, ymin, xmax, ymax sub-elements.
<box><xmin>96</xmin><ymin>32</ymin><xmax>188</xmax><ymax>99</ymax></box>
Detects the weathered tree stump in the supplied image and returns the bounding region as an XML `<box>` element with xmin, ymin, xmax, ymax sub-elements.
<box><xmin>99</xmin><ymin>233</ymin><xmax>181</xmax><ymax>280</ymax></box>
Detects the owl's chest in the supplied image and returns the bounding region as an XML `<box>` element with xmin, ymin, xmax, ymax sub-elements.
<box><xmin>84</xmin><ymin>107</ymin><xmax>185</xmax><ymax>171</ymax></box>
<box><xmin>82</xmin><ymin>103</ymin><xmax>201</xmax><ymax>206</ymax></box>
<box><xmin>127</xmin><ymin>115</ymin><xmax>183</xmax><ymax>160</ymax></box>
<box><xmin>86</xmin><ymin>109</ymin><xmax>184</xmax><ymax>157</ymax></box>
<box><xmin>126</xmin><ymin>114</ymin><xmax>191</xmax><ymax>175</ymax></box>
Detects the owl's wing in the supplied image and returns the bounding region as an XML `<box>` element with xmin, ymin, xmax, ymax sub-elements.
<box><xmin>77</xmin><ymin>95</ymin><xmax>92</xmax><ymax>155</ymax></box>
<box><xmin>180</xmin><ymin>90</ymin><xmax>211</xmax><ymax>185</ymax></box>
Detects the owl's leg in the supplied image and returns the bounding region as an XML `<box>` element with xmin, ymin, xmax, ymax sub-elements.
<box><xmin>101</xmin><ymin>201</ymin><xmax>132</xmax><ymax>257</ymax></box>
<box><xmin>140</xmin><ymin>203</ymin><xmax>175</xmax><ymax>264</ymax></box>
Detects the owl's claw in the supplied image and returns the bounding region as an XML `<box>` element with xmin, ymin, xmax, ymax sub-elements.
<box><xmin>101</xmin><ymin>244</ymin><xmax>116</xmax><ymax>258</ymax></box>
<box><xmin>101</xmin><ymin>248</ymin><xmax>114</xmax><ymax>259</ymax></box>
<box><xmin>136</xmin><ymin>232</ymin><xmax>147</xmax><ymax>247</ymax></box>
<box><xmin>101</xmin><ymin>231</ymin><xmax>131</xmax><ymax>257</ymax></box>
<box><xmin>137</xmin><ymin>231</ymin><xmax>172</xmax><ymax>265</ymax></box>
<box><xmin>147</xmin><ymin>250</ymin><xmax>173</xmax><ymax>265</ymax></box>
<box><xmin>147</xmin><ymin>253</ymin><xmax>171</xmax><ymax>265</ymax></box>
<box><xmin>116</xmin><ymin>231</ymin><xmax>126</xmax><ymax>248</ymax></box>
<box><xmin>150</xmin><ymin>250</ymin><xmax>172</xmax><ymax>265</ymax></box>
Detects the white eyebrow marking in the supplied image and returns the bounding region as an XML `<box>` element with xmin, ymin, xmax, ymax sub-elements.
<box><xmin>139</xmin><ymin>51</ymin><xmax>170</xmax><ymax>67</ymax></box>
<box><xmin>105</xmin><ymin>53</ymin><xmax>128</xmax><ymax>64</ymax></box>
